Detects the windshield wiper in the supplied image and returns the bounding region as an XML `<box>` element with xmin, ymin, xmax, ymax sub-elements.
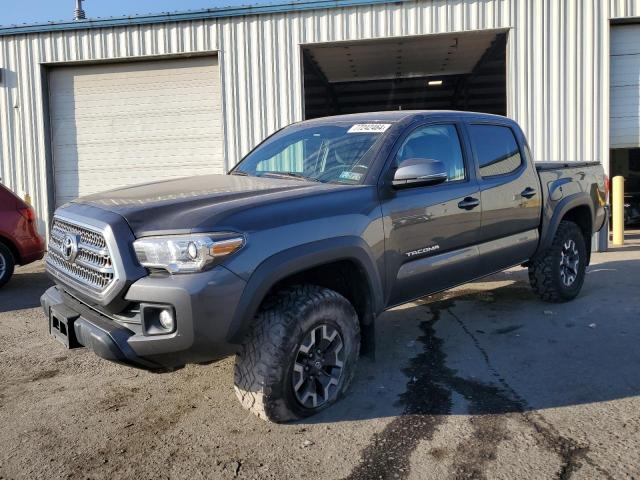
<box><xmin>259</xmin><ymin>172</ymin><xmax>320</xmax><ymax>182</ymax></box>
<box><xmin>229</xmin><ymin>171</ymin><xmax>249</xmax><ymax>176</ymax></box>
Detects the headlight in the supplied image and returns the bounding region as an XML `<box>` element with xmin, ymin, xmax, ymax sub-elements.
<box><xmin>133</xmin><ymin>233</ymin><xmax>244</xmax><ymax>274</ymax></box>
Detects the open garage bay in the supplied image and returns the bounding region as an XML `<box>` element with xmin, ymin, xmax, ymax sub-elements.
<box><xmin>303</xmin><ymin>30</ymin><xmax>507</xmax><ymax>119</ymax></box>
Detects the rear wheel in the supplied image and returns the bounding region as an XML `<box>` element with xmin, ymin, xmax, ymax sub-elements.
<box><xmin>0</xmin><ymin>242</ymin><xmax>15</xmax><ymax>288</ymax></box>
<box><xmin>528</xmin><ymin>221</ymin><xmax>587</xmax><ymax>302</ymax></box>
<box><xmin>233</xmin><ymin>285</ymin><xmax>360</xmax><ymax>423</ymax></box>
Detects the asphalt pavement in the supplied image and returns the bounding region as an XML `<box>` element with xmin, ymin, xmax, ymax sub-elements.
<box><xmin>0</xmin><ymin>233</ymin><xmax>638</xmax><ymax>479</ymax></box>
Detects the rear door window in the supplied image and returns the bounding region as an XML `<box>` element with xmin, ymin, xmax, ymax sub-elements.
<box><xmin>468</xmin><ymin>125</ymin><xmax>522</xmax><ymax>177</ymax></box>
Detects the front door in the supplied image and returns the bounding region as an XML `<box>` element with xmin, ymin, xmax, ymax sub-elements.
<box><xmin>381</xmin><ymin>122</ymin><xmax>482</xmax><ymax>307</ymax></box>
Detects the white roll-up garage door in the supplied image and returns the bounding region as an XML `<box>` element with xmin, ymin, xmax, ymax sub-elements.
<box><xmin>611</xmin><ymin>24</ymin><xmax>640</xmax><ymax>149</ymax></box>
<box><xmin>49</xmin><ymin>56</ymin><xmax>224</xmax><ymax>207</ymax></box>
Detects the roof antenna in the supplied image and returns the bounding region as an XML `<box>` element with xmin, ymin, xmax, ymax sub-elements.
<box><xmin>74</xmin><ymin>0</ymin><xmax>86</xmax><ymax>20</ymax></box>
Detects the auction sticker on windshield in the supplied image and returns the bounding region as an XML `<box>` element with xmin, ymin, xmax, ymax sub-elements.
<box><xmin>339</xmin><ymin>171</ymin><xmax>364</xmax><ymax>181</ymax></box>
<box><xmin>347</xmin><ymin>124</ymin><xmax>392</xmax><ymax>133</ymax></box>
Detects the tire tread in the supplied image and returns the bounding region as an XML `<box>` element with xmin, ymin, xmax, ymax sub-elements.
<box><xmin>528</xmin><ymin>221</ymin><xmax>586</xmax><ymax>303</ymax></box>
<box><xmin>234</xmin><ymin>285</ymin><xmax>359</xmax><ymax>422</ymax></box>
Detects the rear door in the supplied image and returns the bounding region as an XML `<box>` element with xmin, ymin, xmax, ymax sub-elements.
<box><xmin>381</xmin><ymin>121</ymin><xmax>482</xmax><ymax>307</ymax></box>
<box><xmin>465</xmin><ymin>122</ymin><xmax>542</xmax><ymax>273</ymax></box>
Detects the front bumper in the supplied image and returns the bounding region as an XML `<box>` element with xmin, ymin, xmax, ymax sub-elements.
<box><xmin>41</xmin><ymin>265</ymin><xmax>247</xmax><ymax>370</ymax></box>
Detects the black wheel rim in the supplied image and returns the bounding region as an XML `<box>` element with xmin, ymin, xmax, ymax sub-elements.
<box><xmin>0</xmin><ymin>252</ymin><xmax>5</xmax><ymax>278</ymax></box>
<box><xmin>560</xmin><ymin>239</ymin><xmax>580</xmax><ymax>287</ymax></box>
<box><xmin>292</xmin><ymin>324</ymin><xmax>345</xmax><ymax>409</ymax></box>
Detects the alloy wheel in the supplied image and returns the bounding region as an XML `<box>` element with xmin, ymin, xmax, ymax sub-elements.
<box><xmin>292</xmin><ymin>324</ymin><xmax>345</xmax><ymax>409</ymax></box>
<box><xmin>559</xmin><ymin>239</ymin><xmax>579</xmax><ymax>287</ymax></box>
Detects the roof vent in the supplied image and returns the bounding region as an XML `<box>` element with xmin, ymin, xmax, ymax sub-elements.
<box><xmin>74</xmin><ymin>0</ymin><xmax>86</xmax><ymax>20</ymax></box>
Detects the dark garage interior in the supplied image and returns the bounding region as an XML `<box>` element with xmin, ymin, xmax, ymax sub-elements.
<box><xmin>303</xmin><ymin>30</ymin><xmax>507</xmax><ymax>119</ymax></box>
<box><xmin>610</xmin><ymin>148</ymin><xmax>640</xmax><ymax>225</ymax></box>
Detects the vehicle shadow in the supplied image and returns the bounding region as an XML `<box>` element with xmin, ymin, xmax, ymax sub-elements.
<box><xmin>0</xmin><ymin>265</ymin><xmax>52</xmax><ymax>313</ymax></box>
<box><xmin>303</xmin><ymin>257</ymin><xmax>640</xmax><ymax>425</ymax></box>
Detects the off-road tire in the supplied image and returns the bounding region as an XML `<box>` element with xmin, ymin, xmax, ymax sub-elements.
<box><xmin>234</xmin><ymin>285</ymin><xmax>360</xmax><ymax>423</ymax></box>
<box><xmin>528</xmin><ymin>221</ymin><xmax>587</xmax><ymax>303</ymax></box>
<box><xmin>0</xmin><ymin>242</ymin><xmax>15</xmax><ymax>288</ymax></box>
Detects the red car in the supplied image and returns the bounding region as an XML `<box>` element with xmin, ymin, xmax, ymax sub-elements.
<box><xmin>0</xmin><ymin>183</ymin><xmax>45</xmax><ymax>287</ymax></box>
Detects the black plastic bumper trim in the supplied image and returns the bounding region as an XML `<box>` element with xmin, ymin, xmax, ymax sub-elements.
<box><xmin>41</xmin><ymin>286</ymin><xmax>162</xmax><ymax>371</ymax></box>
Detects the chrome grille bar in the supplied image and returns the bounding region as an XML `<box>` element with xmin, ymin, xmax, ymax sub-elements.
<box><xmin>46</xmin><ymin>217</ymin><xmax>115</xmax><ymax>293</ymax></box>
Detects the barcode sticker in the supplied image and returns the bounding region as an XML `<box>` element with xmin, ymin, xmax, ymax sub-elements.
<box><xmin>339</xmin><ymin>171</ymin><xmax>364</xmax><ymax>181</ymax></box>
<box><xmin>347</xmin><ymin>123</ymin><xmax>392</xmax><ymax>134</ymax></box>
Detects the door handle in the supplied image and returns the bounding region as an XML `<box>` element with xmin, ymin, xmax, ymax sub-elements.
<box><xmin>458</xmin><ymin>197</ymin><xmax>480</xmax><ymax>210</ymax></box>
<box><xmin>521</xmin><ymin>187</ymin><xmax>537</xmax><ymax>199</ymax></box>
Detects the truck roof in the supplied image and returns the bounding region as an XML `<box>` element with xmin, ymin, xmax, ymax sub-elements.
<box><xmin>300</xmin><ymin>110</ymin><xmax>511</xmax><ymax>125</ymax></box>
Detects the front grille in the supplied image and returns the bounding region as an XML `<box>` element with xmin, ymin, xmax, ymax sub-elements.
<box><xmin>46</xmin><ymin>218</ymin><xmax>115</xmax><ymax>293</ymax></box>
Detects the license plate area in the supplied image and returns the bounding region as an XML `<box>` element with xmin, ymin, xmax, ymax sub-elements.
<box><xmin>49</xmin><ymin>304</ymin><xmax>82</xmax><ymax>349</ymax></box>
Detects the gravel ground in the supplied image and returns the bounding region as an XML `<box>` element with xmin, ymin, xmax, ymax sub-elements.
<box><xmin>1</xmin><ymin>234</ymin><xmax>639</xmax><ymax>480</ymax></box>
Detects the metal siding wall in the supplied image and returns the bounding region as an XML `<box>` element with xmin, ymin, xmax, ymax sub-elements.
<box><xmin>0</xmin><ymin>21</ymin><xmax>221</xmax><ymax>235</ymax></box>
<box><xmin>1</xmin><ymin>0</ymin><xmax>639</xmax><ymax>234</ymax></box>
<box><xmin>610</xmin><ymin>0</ymin><xmax>640</xmax><ymax>19</ymax></box>
<box><xmin>508</xmin><ymin>0</ymin><xmax>610</xmax><ymax>168</ymax></box>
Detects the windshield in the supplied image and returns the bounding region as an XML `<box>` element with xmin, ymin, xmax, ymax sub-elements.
<box><xmin>231</xmin><ymin>122</ymin><xmax>392</xmax><ymax>184</ymax></box>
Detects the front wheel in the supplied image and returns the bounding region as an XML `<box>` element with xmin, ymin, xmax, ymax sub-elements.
<box><xmin>234</xmin><ymin>285</ymin><xmax>360</xmax><ymax>423</ymax></box>
<box><xmin>528</xmin><ymin>221</ymin><xmax>587</xmax><ymax>303</ymax></box>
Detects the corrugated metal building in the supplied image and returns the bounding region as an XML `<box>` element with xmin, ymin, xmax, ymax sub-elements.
<box><xmin>0</xmin><ymin>0</ymin><xmax>639</xmax><ymax>235</ymax></box>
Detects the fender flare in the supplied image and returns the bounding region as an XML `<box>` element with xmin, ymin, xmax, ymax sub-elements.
<box><xmin>537</xmin><ymin>192</ymin><xmax>594</xmax><ymax>255</ymax></box>
<box><xmin>226</xmin><ymin>236</ymin><xmax>384</xmax><ymax>344</ymax></box>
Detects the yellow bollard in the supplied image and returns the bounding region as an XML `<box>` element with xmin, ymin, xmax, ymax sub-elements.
<box><xmin>612</xmin><ymin>176</ymin><xmax>625</xmax><ymax>246</ymax></box>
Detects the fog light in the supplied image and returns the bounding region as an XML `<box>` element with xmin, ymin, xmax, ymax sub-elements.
<box><xmin>159</xmin><ymin>309</ymin><xmax>175</xmax><ymax>331</ymax></box>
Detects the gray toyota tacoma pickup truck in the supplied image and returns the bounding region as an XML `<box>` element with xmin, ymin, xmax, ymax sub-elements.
<box><xmin>41</xmin><ymin>111</ymin><xmax>607</xmax><ymax>422</ymax></box>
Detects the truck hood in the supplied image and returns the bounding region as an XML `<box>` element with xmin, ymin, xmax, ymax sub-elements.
<box><xmin>72</xmin><ymin>174</ymin><xmax>348</xmax><ymax>236</ymax></box>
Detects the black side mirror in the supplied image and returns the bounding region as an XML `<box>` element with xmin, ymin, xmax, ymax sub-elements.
<box><xmin>392</xmin><ymin>158</ymin><xmax>448</xmax><ymax>189</ymax></box>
